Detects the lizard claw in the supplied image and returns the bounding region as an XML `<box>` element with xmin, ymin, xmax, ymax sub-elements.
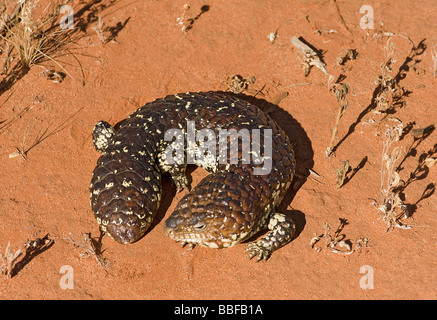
<box><xmin>245</xmin><ymin>243</ymin><xmax>271</xmax><ymax>262</ymax></box>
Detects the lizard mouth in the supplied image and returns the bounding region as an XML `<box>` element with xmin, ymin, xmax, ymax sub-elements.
<box><xmin>164</xmin><ymin>226</ymin><xmax>207</xmax><ymax>244</ymax></box>
<box><xmin>164</xmin><ymin>225</ymin><xmax>241</xmax><ymax>249</ymax></box>
<box><xmin>164</xmin><ymin>213</ymin><xmax>210</xmax><ymax>245</ymax></box>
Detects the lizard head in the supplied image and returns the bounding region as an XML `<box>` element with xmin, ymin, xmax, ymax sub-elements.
<box><xmin>164</xmin><ymin>173</ymin><xmax>255</xmax><ymax>249</ymax></box>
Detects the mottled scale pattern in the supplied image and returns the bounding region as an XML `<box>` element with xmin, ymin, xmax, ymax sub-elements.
<box><xmin>90</xmin><ymin>91</ymin><xmax>296</xmax><ymax>260</ymax></box>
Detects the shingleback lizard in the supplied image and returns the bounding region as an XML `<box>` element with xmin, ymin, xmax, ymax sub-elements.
<box><xmin>89</xmin><ymin>91</ymin><xmax>296</xmax><ymax>261</ymax></box>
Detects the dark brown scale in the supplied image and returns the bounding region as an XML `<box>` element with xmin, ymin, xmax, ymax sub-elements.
<box><xmin>90</xmin><ymin>91</ymin><xmax>295</xmax><ymax>260</ymax></box>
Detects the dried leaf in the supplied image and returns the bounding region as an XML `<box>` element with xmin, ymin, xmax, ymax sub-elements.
<box><xmin>390</xmin><ymin>171</ymin><xmax>401</xmax><ymax>188</ymax></box>
<box><xmin>338</xmin><ymin>240</ymin><xmax>352</xmax><ymax>251</ymax></box>
<box><xmin>378</xmin><ymin>204</ymin><xmax>388</xmax><ymax>214</ymax></box>
<box><xmin>385</xmin><ymin>158</ymin><xmax>393</xmax><ymax>171</ymax></box>
<box><xmin>424</xmin><ymin>157</ymin><xmax>437</xmax><ymax>167</ymax></box>
<box><xmin>391</xmin><ymin>147</ymin><xmax>403</xmax><ymax>160</ymax></box>
<box><xmin>392</xmin><ymin>193</ymin><xmax>403</xmax><ymax>208</ymax></box>
<box><xmin>226</xmin><ymin>74</ymin><xmax>256</xmax><ymax>94</ymax></box>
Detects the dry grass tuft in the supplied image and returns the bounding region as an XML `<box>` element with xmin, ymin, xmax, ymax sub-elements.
<box><xmin>0</xmin><ymin>0</ymin><xmax>74</xmax><ymax>71</ymax></box>
<box><xmin>67</xmin><ymin>232</ymin><xmax>108</xmax><ymax>270</ymax></box>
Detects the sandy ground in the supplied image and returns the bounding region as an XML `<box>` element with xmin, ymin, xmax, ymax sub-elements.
<box><xmin>0</xmin><ymin>0</ymin><xmax>436</xmax><ymax>300</ymax></box>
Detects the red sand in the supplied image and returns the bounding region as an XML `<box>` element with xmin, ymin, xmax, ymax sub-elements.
<box><xmin>0</xmin><ymin>0</ymin><xmax>436</xmax><ymax>299</ymax></box>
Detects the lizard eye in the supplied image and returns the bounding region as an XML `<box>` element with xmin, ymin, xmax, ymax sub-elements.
<box><xmin>193</xmin><ymin>222</ymin><xmax>206</xmax><ymax>231</ymax></box>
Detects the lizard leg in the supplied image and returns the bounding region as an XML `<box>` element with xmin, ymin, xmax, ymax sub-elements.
<box><xmin>245</xmin><ymin>213</ymin><xmax>296</xmax><ymax>262</ymax></box>
<box><xmin>168</xmin><ymin>164</ymin><xmax>191</xmax><ymax>193</ymax></box>
<box><xmin>92</xmin><ymin>120</ymin><xmax>116</xmax><ymax>152</ymax></box>
<box><xmin>157</xmin><ymin>146</ymin><xmax>190</xmax><ymax>192</ymax></box>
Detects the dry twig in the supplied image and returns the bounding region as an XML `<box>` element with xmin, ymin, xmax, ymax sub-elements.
<box><xmin>431</xmin><ymin>46</ymin><xmax>437</xmax><ymax>79</ymax></box>
<box><xmin>336</xmin><ymin>160</ymin><xmax>350</xmax><ymax>188</ymax></box>
<box><xmin>326</xmin><ymin>82</ymin><xmax>349</xmax><ymax>157</ymax></box>
<box><xmin>9</xmin><ymin>106</ymin><xmax>83</xmax><ymax>159</ymax></box>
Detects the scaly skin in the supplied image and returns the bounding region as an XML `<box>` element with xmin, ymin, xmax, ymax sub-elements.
<box><xmin>90</xmin><ymin>91</ymin><xmax>296</xmax><ymax>260</ymax></box>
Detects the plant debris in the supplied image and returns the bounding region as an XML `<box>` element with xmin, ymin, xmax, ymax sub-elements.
<box><xmin>310</xmin><ymin>219</ymin><xmax>369</xmax><ymax>255</ymax></box>
<box><xmin>290</xmin><ymin>36</ymin><xmax>329</xmax><ymax>77</ymax></box>
<box><xmin>41</xmin><ymin>68</ymin><xmax>65</xmax><ymax>83</ymax></box>
<box><xmin>336</xmin><ymin>49</ymin><xmax>357</xmax><ymax>66</ymax></box>
<box><xmin>326</xmin><ymin>82</ymin><xmax>350</xmax><ymax>157</ymax></box>
<box><xmin>336</xmin><ymin>160</ymin><xmax>350</xmax><ymax>188</ymax></box>
<box><xmin>372</xmin><ymin>123</ymin><xmax>412</xmax><ymax>231</ymax></box>
<box><xmin>67</xmin><ymin>232</ymin><xmax>108</xmax><ymax>270</ymax></box>
<box><xmin>0</xmin><ymin>242</ymin><xmax>22</xmax><ymax>278</ymax></box>
<box><xmin>226</xmin><ymin>74</ymin><xmax>256</xmax><ymax>94</ymax></box>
